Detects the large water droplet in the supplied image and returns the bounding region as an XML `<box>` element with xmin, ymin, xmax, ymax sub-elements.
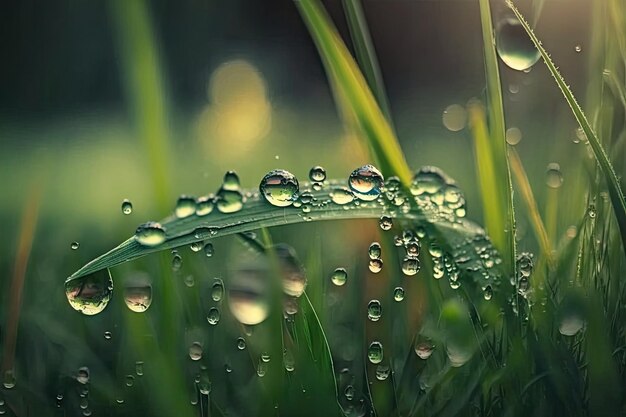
<box><xmin>496</xmin><ymin>17</ymin><xmax>540</xmax><ymax>71</ymax></box>
<box><xmin>123</xmin><ymin>273</ymin><xmax>153</xmax><ymax>313</ymax></box>
<box><xmin>411</xmin><ymin>167</ymin><xmax>446</xmax><ymax>196</ymax></box>
<box><xmin>559</xmin><ymin>315</ymin><xmax>584</xmax><ymax>336</ymax></box>
<box><xmin>401</xmin><ymin>257</ymin><xmax>420</xmax><ymax>276</ymax></box>
<box><xmin>367</xmin><ymin>300</ymin><xmax>382</xmax><ymax>322</ymax></box>
<box><xmin>442</xmin><ymin>104</ymin><xmax>467</xmax><ymax>132</ymax></box>
<box><xmin>330</xmin><ymin>187</ymin><xmax>355</xmax><ymax>205</ymax></box>
<box><xmin>348</xmin><ymin>165</ymin><xmax>384</xmax><ymax>201</ymax></box>
<box><xmin>175</xmin><ymin>196</ymin><xmax>197</xmax><ymax>219</ymax></box>
<box><xmin>121</xmin><ymin>199</ymin><xmax>133</xmax><ymax>215</ymax></box>
<box><xmin>259</xmin><ymin>169</ymin><xmax>299</xmax><ymax>207</ymax></box>
<box><xmin>135</xmin><ymin>222</ymin><xmax>166</xmax><ymax>247</ymax></box>
<box><xmin>505</xmin><ymin>127</ymin><xmax>522</xmax><ymax>145</ymax></box>
<box><xmin>331</xmin><ymin>268</ymin><xmax>348</xmax><ymax>286</ymax></box>
<box><xmin>368</xmin><ymin>258</ymin><xmax>383</xmax><ymax>274</ymax></box>
<box><xmin>65</xmin><ymin>269</ymin><xmax>113</xmax><ymax>315</ymax></box>
<box><xmin>367</xmin><ymin>341</ymin><xmax>384</xmax><ymax>364</ymax></box>
<box><xmin>195</xmin><ymin>196</ymin><xmax>214</xmax><ymax>216</ymax></box>
<box><xmin>545</xmin><ymin>163</ymin><xmax>563</xmax><ymax>188</ymax></box>
<box><xmin>309</xmin><ymin>166</ymin><xmax>326</xmax><ymax>182</ymax></box>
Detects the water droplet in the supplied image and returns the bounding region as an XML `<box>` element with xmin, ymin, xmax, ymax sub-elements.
<box><xmin>195</xmin><ymin>196</ymin><xmax>214</xmax><ymax>216</ymax></box>
<box><xmin>367</xmin><ymin>341</ymin><xmax>384</xmax><ymax>364</ymax></box>
<box><xmin>189</xmin><ymin>342</ymin><xmax>203</xmax><ymax>361</ymax></box>
<box><xmin>393</xmin><ymin>287</ymin><xmax>405</xmax><ymax>302</ymax></box>
<box><xmin>348</xmin><ymin>164</ymin><xmax>384</xmax><ymax>201</ymax></box>
<box><xmin>559</xmin><ymin>315</ymin><xmax>584</xmax><ymax>336</ymax></box>
<box><xmin>71</xmin><ymin>241</ymin><xmax>80</xmax><ymax>250</ymax></box>
<box><xmin>228</xmin><ymin>262</ymin><xmax>270</xmax><ymax>326</ymax></box>
<box><xmin>375</xmin><ymin>364</ymin><xmax>390</xmax><ymax>381</ymax></box>
<box><xmin>284</xmin><ymin>351</ymin><xmax>295</xmax><ymax>372</ymax></box>
<box><xmin>260</xmin><ymin>352</ymin><xmax>271</xmax><ymax>363</ymax></box>
<box><xmin>588</xmin><ymin>204</ymin><xmax>597</xmax><ymax>218</ymax></box>
<box><xmin>257</xmin><ymin>362</ymin><xmax>267</xmax><ymax>377</ymax></box>
<box><xmin>505</xmin><ymin>127</ymin><xmax>522</xmax><ymax>145</ymax></box>
<box><xmin>211</xmin><ymin>279</ymin><xmax>224</xmax><ymax>301</ymax></box>
<box><xmin>483</xmin><ymin>285</ymin><xmax>493</xmax><ymax>301</ymax></box>
<box><xmin>309</xmin><ymin>165</ymin><xmax>326</xmax><ymax>182</ymax></box>
<box><xmin>175</xmin><ymin>196</ymin><xmax>197</xmax><ymax>219</ymax></box>
<box><xmin>123</xmin><ymin>273</ymin><xmax>152</xmax><ymax>313</ymax></box>
<box><xmin>135</xmin><ymin>222</ymin><xmax>166</xmax><ymax>247</ymax></box>
<box><xmin>172</xmin><ymin>253</ymin><xmax>183</xmax><ymax>271</ymax></box>
<box><xmin>428</xmin><ymin>243</ymin><xmax>443</xmax><ymax>258</ymax></box>
<box><xmin>401</xmin><ymin>257</ymin><xmax>420</xmax><ymax>276</ymax></box>
<box><xmin>379</xmin><ymin>215</ymin><xmax>393</xmax><ymax>231</ymax></box>
<box><xmin>496</xmin><ymin>17</ymin><xmax>541</xmax><ymax>71</ymax></box>
<box><xmin>190</xmin><ymin>241</ymin><xmax>203</xmax><ymax>252</ymax></box>
<box><xmin>76</xmin><ymin>367</ymin><xmax>90</xmax><ymax>384</ymax></box>
<box><xmin>2</xmin><ymin>370</ymin><xmax>15</xmax><ymax>389</ymax></box>
<box><xmin>104</xmin><ymin>331</ymin><xmax>112</xmax><ymax>340</ymax></box>
<box><xmin>216</xmin><ymin>172</ymin><xmax>243</xmax><ymax>213</ymax></box>
<box><xmin>447</xmin><ymin>343</ymin><xmax>472</xmax><ymax>367</ymax></box>
<box><xmin>442</xmin><ymin>104</ymin><xmax>467</xmax><ymax>132</ymax></box>
<box><xmin>331</xmin><ymin>268</ymin><xmax>348</xmax><ymax>286</ymax></box>
<box><xmin>275</xmin><ymin>244</ymin><xmax>307</xmax><ymax>298</ymax></box>
<box><xmin>368</xmin><ymin>258</ymin><xmax>383</xmax><ymax>274</ymax></box>
<box><xmin>135</xmin><ymin>361</ymin><xmax>144</xmax><ymax>376</ymax></box>
<box><xmin>259</xmin><ymin>169</ymin><xmax>299</xmax><ymax>207</ymax></box>
<box><xmin>344</xmin><ymin>385</ymin><xmax>355</xmax><ymax>401</ymax></box>
<box><xmin>411</xmin><ymin>167</ymin><xmax>446</xmax><ymax>196</ymax></box>
<box><xmin>207</xmin><ymin>307</ymin><xmax>221</xmax><ymax>325</ymax></box>
<box><xmin>236</xmin><ymin>337</ymin><xmax>246</xmax><ymax>350</ymax></box>
<box><xmin>204</xmin><ymin>242</ymin><xmax>214</xmax><ymax>257</ymax></box>
<box><xmin>414</xmin><ymin>341</ymin><xmax>434</xmax><ymax>359</ymax></box>
<box><xmin>330</xmin><ymin>187</ymin><xmax>355</xmax><ymax>205</ymax></box>
<box><xmin>574</xmin><ymin>45</ymin><xmax>582</xmax><ymax>53</ymax></box>
<box><xmin>545</xmin><ymin>163</ymin><xmax>563</xmax><ymax>188</ymax></box>
<box><xmin>65</xmin><ymin>269</ymin><xmax>114</xmax><ymax>315</ymax></box>
<box><xmin>368</xmin><ymin>242</ymin><xmax>381</xmax><ymax>259</ymax></box>
<box><xmin>367</xmin><ymin>300</ymin><xmax>382</xmax><ymax>322</ymax></box>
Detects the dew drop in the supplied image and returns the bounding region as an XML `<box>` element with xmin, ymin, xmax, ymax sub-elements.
<box><xmin>2</xmin><ymin>370</ymin><xmax>16</xmax><ymax>389</ymax></box>
<box><xmin>401</xmin><ymin>257</ymin><xmax>420</xmax><ymax>276</ymax></box>
<box><xmin>368</xmin><ymin>242</ymin><xmax>382</xmax><ymax>259</ymax></box>
<box><xmin>189</xmin><ymin>342</ymin><xmax>203</xmax><ymax>361</ymax></box>
<box><xmin>309</xmin><ymin>165</ymin><xmax>326</xmax><ymax>182</ymax></box>
<box><xmin>172</xmin><ymin>253</ymin><xmax>183</xmax><ymax>271</ymax></box>
<box><xmin>236</xmin><ymin>337</ymin><xmax>246</xmax><ymax>350</ymax></box>
<box><xmin>344</xmin><ymin>385</ymin><xmax>355</xmax><ymax>401</ymax></box>
<box><xmin>331</xmin><ymin>268</ymin><xmax>348</xmax><ymax>286</ymax></box>
<box><xmin>559</xmin><ymin>315</ymin><xmax>584</xmax><ymax>336</ymax></box>
<box><xmin>330</xmin><ymin>187</ymin><xmax>355</xmax><ymax>205</ymax></box>
<box><xmin>574</xmin><ymin>45</ymin><xmax>582</xmax><ymax>53</ymax></box>
<box><xmin>411</xmin><ymin>167</ymin><xmax>446</xmax><ymax>196</ymax></box>
<box><xmin>368</xmin><ymin>258</ymin><xmax>383</xmax><ymax>274</ymax></box>
<box><xmin>442</xmin><ymin>104</ymin><xmax>467</xmax><ymax>132</ymax></box>
<box><xmin>348</xmin><ymin>164</ymin><xmax>384</xmax><ymax>201</ymax></box>
<box><xmin>367</xmin><ymin>300</ymin><xmax>382</xmax><ymax>322</ymax></box>
<box><xmin>190</xmin><ymin>241</ymin><xmax>203</xmax><ymax>252</ymax></box>
<box><xmin>71</xmin><ymin>241</ymin><xmax>80</xmax><ymax>250</ymax></box>
<box><xmin>284</xmin><ymin>351</ymin><xmax>295</xmax><ymax>372</ymax></box>
<box><xmin>367</xmin><ymin>341</ymin><xmax>384</xmax><ymax>364</ymax></box>
<box><xmin>496</xmin><ymin>17</ymin><xmax>541</xmax><ymax>71</ymax></box>
<box><xmin>207</xmin><ymin>307</ymin><xmax>220</xmax><ymax>325</ymax></box>
<box><xmin>257</xmin><ymin>362</ymin><xmax>267</xmax><ymax>378</ymax></box>
<box><xmin>545</xmin><ymin>163</ymin><xmax>563</xmax><ymax>188</ymax></box>
<box><xmin>275</xmin><ymin>244</ymin><xmax>307</xmax><ymax>298</ymax></box>
<box><xmin>121</xmin><ymin>199</ymin><xmax>133</xmax><ymax>215</ymax></box>
<box><xmin>379</xmin><ymin>215</ymin><xmax>393</xmax><ymax>231</ymax></box>
<box><xmin>228</xmin><ymin>263</ymin><xmax>270</xmax><ymax>326</ymax></box>
<box><xmin>211</xmin><ymin>279</ymin><xmax>224</xmax><ymax>301</ymax></box>
<box><xmin>375</xmin><ymin>364</ymin><xmax>390</xmax><ymax>381</ymax></box>
<box><xmin>393</xmin><ymin>287</ymin><xmax>405</xmax><ymax>302</ymax></box>
<box><xmin>135</xmin><ymin>222</ymin><xmax>166</xmax><ymax>247</ymax></box>
<box><xmin>135</xmin><ymin>361</ymin><xmax>144</xmax><ymax>376</ymax></box>
<box><xmin>414</xmin><ymin>341</ymin><xmax>434</xmax><ymax>359</ymax></box>
<box><xmin>259</xmin><ymin>169</ymin><xmax>299</xmax><ymax>207</ymax></box>
<box><xmin>123</xmin><ymin>273</ymin><xmax>153</xmax><ymax>313</ymax></box>
<box><xmin>125</xmin><ymin>375</ymin><xmax>135</xmax><ymax>387</ymax></box>
<box><xmin>483</xmin><ymin>285</ymin><xmax>493</xmax><ymax>301</ymax></box>
<box><xmin>195</xmin><ymin>196</ymin><xmax>214</xmax><ymax>216</ymax></box>
<box><xmin>216</xmin><ymin>172</ymin><xmax>243</xmax><ymax>213</ymax></box>
<box><xmin>204</xmin><ymin>242</ymin><xmax>214</xmax><ymax>257</ymax></box>
<box><xmin>76</xmin><ymin>367</ymin><xmax>90</xmax><ymax>384</ymax></box>
<box><xmin>104</xmin><ymin>331</ymin><xmax>112</xmax><ymax>340</ymax></box>
<box><xmin>446</xmin><ymin>343</ymin><xmax>472</xmax><ymax>367</ymax></box>
<box><xmin>588</xmin><ymin>204</ymin><xmax>597</xmax><ymax>219</ymax></box>
<box><xmin>505</xmin><ymin>127</ymin><xmax>522</xmax><ymax>145</ymax></box>
<box><xmin>65</xmin><ymin>269</ymin><xmax>114</xmax><ymax>315</ymax></box>
<box><xmin>175</xmin><ymin>196</ymin><xmax>197</xmax><ymax>219</ymax></box>
<box><xmin>260</xmin><ymin>352</ymin><xmax>271</xmax><ymax>363</ymax></box>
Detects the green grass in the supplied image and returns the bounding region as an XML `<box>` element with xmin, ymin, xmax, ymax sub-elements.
<box><xmin>2</xmin><ymin>0</ymin><xmax>626</xmax><ymax>416</ymax></box>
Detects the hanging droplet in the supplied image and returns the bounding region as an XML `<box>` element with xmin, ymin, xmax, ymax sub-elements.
<box><xmin>348</xmin><ymin>164</ymin><xmax>384</xmax><ymax>201</ymax></box>
<box><xmin>135</xmin><ymin>222</ymin><xmax>166</xmax><ymax>247</ymax></box>
<box><xmin>257</xmin><ymin>362</ymin><xmax>267</xmax><ymax>378</ymax></box>
<box><xmin>379</xmin><ymin>215</ymin><xmax>393</xmax><ymax>231</ymax></box>
<box><xmin>505</xmin><ymin>127</ymin><xmax>522</xmax><ymax>145</ymax></box>
<box><xmin>442</xmin><ymin>104</ymin><xmax>467</xmax><ymax>132</ymax></box>
<box><xmin>123</xmin><ymin>273</ymin><xmax>153</xmax><ymax>313</ymax></box>
<box><xmin>331</xmin><ymin>268</ymin><xmax>348</xmax><ymax>286</ymax></box>
<box><xmin>71</xmin><ymin>241</ymin><xmax>80</xmax><ymax>250</ymax></box>
<box><xmin>121</xmin><ymin>199</ymin><xmax>133</xmax><ymax>215</ymax></box>
<box><xmin>393</xmin><ymin>287</ymin><xmax>405</xmax><ymax>302</ymax></box>
<box><xmin>368</xmin><ymin>258</ymin><xmax>383</xmax><ymax>273</ymax></box>
<box><xmin>545</xmin><ymin>163</ymin><xmax>563</xmax><ymax>188</ymax></box>
<box><xmin>496</xmin><ymin>17</ymin><xmax>541</xmax><ymax>71</ymax></box>
<box><xmin>259</xmin><ymin>169</ymin><xmax>299</xmax><ymax>207</ymax></box>
<box><xmin>189</xmin><ymin>342</ymin><xmax>203</xmax><ymax>361</ymax></box>
<box><xmin>175</xmin><ymin>196</ymin><xmax>197</xmax><ymax>219</ymax></box>
<box><xmin>284</xmin><ymin>351</ymin><xmax>295</xmax><ymax>372</ymax></box>
<box><xmin>211</xmin><ymin>279</ymin><xmax>224</xmax><ymax>301</ymax></box>
<box><xmin>367</xmin><ymin>341</ymin><xmax>384</xmax><ymax>364</ymax></box>
<box><xmin>368</xmin><ymin>242</ymin><xmax>382</xmax><ymax>259</ymax></box>
<box><xmin>207</xmin><ymin>307</ymin><xmax>220</xmax><ymax>325</ymax></box>
<box><xmin>125</xmin><ymin>375</ymin><xmax>135</xmax><ymax>387</ymax></box>
<box><xmin>309</xmin><ymin>166</ymin><xmax>326</xmax><ymax>182</ymax></box>
<box><xmin>195</xmin><ymin>196</ymin><xmax>214</xmax><ymax>216</ymax></box>
<box><xmin>65</xmin><ymin>269</ymin><xmax>114</xmax><ymax>316</ymax></box>
<box><xmin>367</xmin><ymin>300</ymin><xmax>382</xmax><ymax>322</ymax></box>
<box><xmin>446</xmin><ymin>343</ymin><xmax>472</xmax><ymax>367</ymax></box>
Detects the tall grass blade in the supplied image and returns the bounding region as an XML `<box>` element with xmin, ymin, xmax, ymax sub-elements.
<box><xmin>476</xmin><ymin>0</ymin><xmax>517</xmax><ymax>273</ymax></box>
<box><xmin>507</xmin><ymin>0</ymin><xmax>626</xmax><ymax>259</ymax></box>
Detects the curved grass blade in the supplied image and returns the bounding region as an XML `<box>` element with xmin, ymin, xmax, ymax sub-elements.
<box><xmin>295</xmin><ymin>0</ymin><xmax>412</xmax><ymax>187</ymax></box>
<box><xmin>507</xmin><ymin>0</ymin><xmax>626</xmax><ymax>259</ymax></box>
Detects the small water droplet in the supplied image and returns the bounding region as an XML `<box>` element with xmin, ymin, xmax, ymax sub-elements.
<box><xmin>375</xmin><ymin>364</ymin><xmax>390</xmax><ymax>381</ymax></box>
<box><xmin>65</xmin><ymin>269</ymin><xmax>114</xmax><ymax>315</ymax></box>
<box><xmin>348</xmin><ymin>164</ymin><xmax>384</xmax><ymax>201</ymax></box>
<box><xmin>123</xmin><ymin>273</ymin><xmax>152</xmax><ymax>313</ymax></box>
<box><xmin>204</xmin><ymin>242</ymin><xmax>214</xmax><ymax>257</ymax></box>
<box><xmin>228</xmin><ymin>263</ymin><xmax>270</xmax><ymax>326</ymax></box>
<box><xmin>368</xmin><ymin>258</ymin><xmax>383</xmax><ymax>274</ymax></box>
<box><xmin>309</xmin><ymin>166</ymin><xmax>326</xmax><ymax>182</ymax></box>
<box><xmin>260</xmin><ymin>352</ymin><xmax>271</xmax><ymax>363</ymax></box>
<box><xmin>483</xmin><ymin>285</ymin><xmax>493</xmax><ymax>300</ymax></box>
<box><xmin>211</xmin><ymin>278</ymin><xmax>224</xmax><ymax>301</ymax></box>
<box><xmin>236</xmin><ymin>337</ymin><xmax>246</xmax><ymax>350</ymax></box>
<box><xmin>275</xmin><ymin>244</ymin><xmax>307</xmax><ymax>298</ymax></box>
<box><xmin>189</xmin><ymin>342</ymin><xmax>203</xmax><ymax>361</ymax></box>
<box><xmin>401</xmin><ymin>257</ymin><xmax>420</xmax><ymax>276</ymax></box>
<box><xmin>104</xmin><ymin>331</ymin><xmax>112</xmax><ymax>340</ymax></box>
<box><xmin>76</xmin><ymin>367</ymin><xmax>90</xmax><ymax>384</ymax></box>
<box><xmin>442</xmin><ymin>104</ymin><xmax>467</xmax><ymax>132</ymax></box>
<box><xmin>331</xmin><ymin>268</ymin><xmax>348</xmax><ymax>286</ymax></box>
<box><xmin>121</xmin><ymin>199</ymin><xmax>133</xmax><ymax>215</ymax></box>
<box><xmin>216</xmin><ymin>172</ymin><xmax>244</xmax><ymax>213</ymax></box>
<box><xmin>175</xmin><ymin>196</ymin><xmax>197</xmax><ymax>219</ymax></box>
<box><xmin>259</xmin><ymin>169</ymin><xmax>299</xmax><ymax>207</ymax></box>
<box><xmin>447</xmin><ymin>343</ymin><xmax>471</xmax><ymax>367</ymax></box>
<box><xmin>195</xmin><ymin>196</ymin><xmax>214</xmax><ymax>216</ymax></box>
<box><xmin>574</xmin><ymin>45</ymin><xmax>582</xmax><ymax>53</ymax></box>
<box><xmin>588</xmin><ymin>204</ymin><xmax>597</xmax><ymax>218</ymax></box>
<box><xmin>344</xmin><ymin>385</ymin><xmax>355</xmax><ymax>401</ymax></box>
<box><xmin>125</xmin><ymin>375</ymin><xmax>135</xmax><ymax>387</ymax></box>
<box><xmin>367</xmin><ymin>300</ymin><xmax>382</xmax><ymax>322</ymax></box>
<box><xmin>71</xmin><ymin>241</ymin><xmax>80</xmax><ymax>250</ymax></box>
<box><xmin>2</xmin><ymin>370</ymin><xmax>16</xmax><ymax>389</ymax></box>
<box><xmin>257</xmin><ymin>362</ymin><xmax>267</xmax><ymax>377</ymax></box>
<box><xmin>284</xmin><ymin>351</ymin><xmax>295</xmax><ymax>372</ymax></box>
<box><xmin>330</xmin><ymin>187</ymin><xmax>355</xmax><ymax>205</ymax></box>
<box><xmin>135</xmin><ymin>361</ymin><xmax>144</xmax><ymax>376</ymax></box>
<box><xmin>393</xmin><ymin>287</ymin><xmax>405</xmax><ymax>302</ymax></box>
<box><xmin>414</xmin><ymin>341</ymin><xmax>434</xmax><ymax>359</ymax></box>
<box><xmin>135</xmin><ymin>222</ymin><xmax>166</xmax><ymax>247</ymax></box>
<box><xmin>545</xmin><ymin>163</ymin><xmax>563</xmax><ymax>188</ymax></box>
<box><xmin>368</xmin><ymin>242</ymin><xmax>382</xmax><ymax>259</ymax></box>
<box><xmin>379</xmin><ymin>215</ymin><xmax>393</xmax><ymax>231</ymax></box>
<box><xmin>190</xmin><ymin>241</ymin><xmax>203</xmax><ymax>252</ymax></box>
<box><xmin>496</xmin><ymin>17</ymin><xmax>541</xmax><ymax>71</ymax></box>
<box><xmin>367</xmin><ymin>341</ymin><xmax>384</xmax><ymax>364</ymax></box>
<box><xmin>222</xmin><ymin>171</ymin><xmax>241</xmax><ymax>191</ymax></box>
<box><xmin>505</xmin><ymin>127</ymin><xmax>522</xmax><ymax>145</ymax></box>
<box><xmin>172</xmin><ymin>253</ymin><xmax>183</xmax><ymax>271</ymax></box>
<box><xmin>207</xmin><ymin>307</ymin><xmax>220</xmax><ymax>325</ymax></box>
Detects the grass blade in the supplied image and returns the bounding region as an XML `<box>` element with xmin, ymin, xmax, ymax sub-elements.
<box><xmin>507</xmin><ymin>0</ymin><xmax>626</xmax><ymax>259</ymax></box>
<box><xmin>295</xmin><ymin>0</ymin><xmax>412</xmax><ymax>186</ymax></box>
<box><xmin>476</xmin><ymin>0</ymin><xmax>517</xmax><ymax>273</ymax></box>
